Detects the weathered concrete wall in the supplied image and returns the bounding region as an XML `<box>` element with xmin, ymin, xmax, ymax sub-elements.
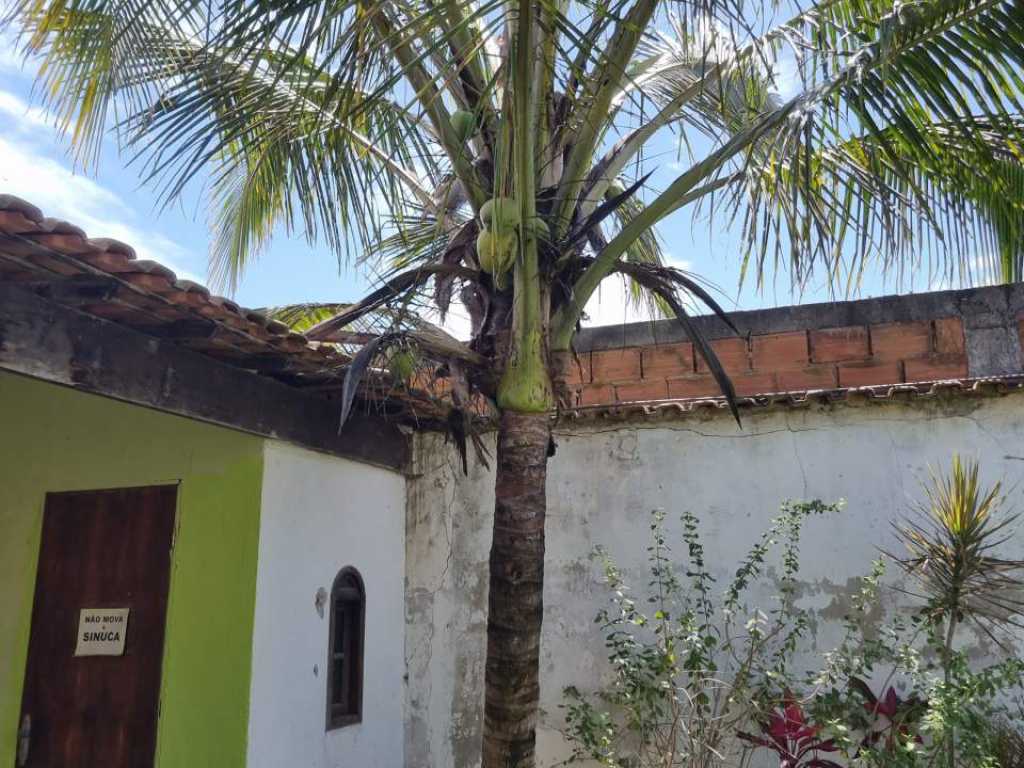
<box><xmin>405</xmin><ymin>391</ymin><xmax>1024</xmax><ymax>767</ymax></box>
<box><xmin>248</xmin><ymin>442</ymin><xmax>407</xmax><ymax>768</ymax></box>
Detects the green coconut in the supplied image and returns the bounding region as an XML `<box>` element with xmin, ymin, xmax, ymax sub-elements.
<box><xmin>480</xmin><ymin>197</ymin><xmax>520</xmax><ymax>229</ymax></box>
<box><xmin>492</xmin><ymin>269</ymin><xmax>510</xmax><ymax>291</ymax></box>
<box><xmin>450</xmin><ymin>110</ymin><xmax>476</xmax><ymax>143</ymax></box>
<box><xmin>476</xmin><ymin>228</ymin><xmax>517</xmax><ymax>291</ymax></box>
<box><xmin>526</xmin><ymin>216</ymin><xmax>549</xmax><ymax>240</ymax></box>
<box><xmin>476</xmin><ymin>230</ymin><xmax>497</xmax><ymax>273</ymax></box>
<box><xmin>476</xmin><ymin>229</ymin><xmax>516</xmax><ymax>272</ymax></box>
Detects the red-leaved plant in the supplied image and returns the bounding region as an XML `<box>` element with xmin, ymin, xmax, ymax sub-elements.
<box><xmin>738</xmin><ymin>695</ymin><xmax>843</xmax><ymax>768</ymax></box>
<box><xmin>850</xmin><ymin>678</ymin><xmax>924</xmax><ymax>753</ymax></box>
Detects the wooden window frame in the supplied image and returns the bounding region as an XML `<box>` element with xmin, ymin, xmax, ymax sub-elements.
<box><xmin>326</xmin><ymin>567</ymin><xmax>365</xmax><ymax>730</ymax></box>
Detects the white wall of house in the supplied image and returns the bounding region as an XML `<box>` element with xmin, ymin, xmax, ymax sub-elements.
<box><xmin>405</xmin><ymin>392</ymin><xmax>1024</xmax><ymax>767</ymax></box>
<box><xmin>247</xmin><ymin>442</ymin><xmax>407</xmax><ymax>768</ymax></box>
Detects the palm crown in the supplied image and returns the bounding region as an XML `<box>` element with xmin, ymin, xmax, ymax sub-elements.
<box><xmin>8</xmin><ymin>0</ymin><xmax>1024</xmax><ymax>764</ymax></box>
<box><xmin>11</xmin><ymin>0</ymin><xmax>1024</xmax><ymax>394</ymax></box>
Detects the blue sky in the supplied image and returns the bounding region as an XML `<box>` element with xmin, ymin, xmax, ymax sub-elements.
<box><xmin>0</xmin><ymin>35</ymin><xmax>952</xmax><ymax>335</ymax></box>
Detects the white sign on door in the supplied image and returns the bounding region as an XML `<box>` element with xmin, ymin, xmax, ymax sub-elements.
<box><xmin>74</xmin><ymin>608</ymin><xmax>130</xmax><ymax>657</ymax></box>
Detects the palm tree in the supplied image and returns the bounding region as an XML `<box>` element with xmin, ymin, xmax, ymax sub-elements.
<box><xmin>7</xmin><ymin>0</ymin><xmax>1024</xmax><ymax>764</ymax></box>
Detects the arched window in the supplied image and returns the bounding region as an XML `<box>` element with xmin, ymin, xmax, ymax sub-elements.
<box><xmin>326</xmin><ymin>567</ymin><xmax>364</xmax><ymax>729</ymax></box>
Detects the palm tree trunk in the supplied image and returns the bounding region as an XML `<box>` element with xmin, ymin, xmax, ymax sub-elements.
<box><xmin>482</xmin><ymin>409</ymin><xmax>551</xmax><ymax>768</ymax></box>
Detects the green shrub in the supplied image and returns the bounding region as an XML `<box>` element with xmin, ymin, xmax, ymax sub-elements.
<box><xmin>564</xmin><ymin>459</ymin><xmax>1024</xmax><ymax>767</ymax></box>
<box><xmin>562</xmin><ymin>500</ymin><xmax>842</xmax><ymax>767</ymax></box>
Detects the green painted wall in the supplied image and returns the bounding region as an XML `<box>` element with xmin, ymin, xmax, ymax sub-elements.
<box><xmin>0</xmin><ymin>371</ymin><xmax>263</xmax><ymax>767</ymax></box>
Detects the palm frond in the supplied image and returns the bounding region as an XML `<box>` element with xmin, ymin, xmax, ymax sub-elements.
<box><xmin>305</xmin><ymin>262</ymin><xmax>479</xmax><ymax>340</ymax></box>
<box><xmin>736</xmin><ymin>0</ymin><xmax>1024</xmax><ymax>289</ymax></box>
<box><xmin>7</xmin><ymin>0</ymin><xmax>207</xmax><ymax>167</ymax></box>
<box><xmin>568</xmin><ymin>253</ymin><xmax>742</xmax><ymax>414</ymax></box>
<box><xmin>600</xmin><ymin>181</ymin><xmax>671</xmax><ymax>318</ymax></box>
<box><xmin>559</xmin><ymin>0</ymin><xmax>1024</xmax><ymax>337</ymax></box>
<box><xmin>264</xmin><ymin>302</ymin><xmax>353</xmax><ymax>333</ymax></box>
<box><xmin>725</xmin><ymin>115</ymin><xmax>1024</xmax><ymax>292</ymax></box>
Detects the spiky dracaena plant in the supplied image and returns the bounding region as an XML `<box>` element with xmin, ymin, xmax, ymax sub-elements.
<box><xmin>8</xmin><ymin>0</ymin><xmax>1024</xmax><ymax>763</ymax></box>
<box><xmin>892</xmin><ymin>455</ymin><xmax>1024</xmax><ymax>767</ymax></box>
<box><xmin>894</xmin><ymin>456</ymin><xmax>1024</xmax><ymax>642</ymax></box>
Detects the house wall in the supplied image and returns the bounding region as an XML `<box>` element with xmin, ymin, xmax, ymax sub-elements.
<box><xmin>405</xmin><ymin>391</ymin><xmax>1024</xmax><ymax>767</ymax></box>
<box><xmin>0</xmin><ymin>371</ymin><xmax>263</xmax><ymax>768</ymax></box>
<box><xmin>247</xmin><ymin>441</ymin><xmax>407</xmax><ymax>768</ymax></box>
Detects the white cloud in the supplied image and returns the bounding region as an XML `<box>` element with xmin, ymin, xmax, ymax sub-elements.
<box><xmin>581</xmin><ymin>274</ymin><xmax>656</xmax><ymax>327</ymax></box>
<box><xmin>0</xmin><ymin>91</ymin><xmax>51</xmax><ymax>130</ymax></box>
<box><xmin>0</xmin><ymin>81</ymin><xmax>204</xmax><ymax>283</ymax></box>
<box><xmin>582</xmin><ymin>257</ymin><xmax>699</xmax><ymax>328</ymax></box>
<box><xmin>666</xmin><ymin>255</ymin><xmax>693</xmax><ymax>271</ymax></box>
<box><xmin>0</xmin><ymin>132</ymin><xmax>202</xmax><ymax>282</ymax></box>
<box><xmin>423</xmin><ymin>299</ymin><xmax>473</xmax><ymax>341</ymax></box>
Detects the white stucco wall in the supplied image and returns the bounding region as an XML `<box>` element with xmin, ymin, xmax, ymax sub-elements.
<box><xmin>405</xmin><ymin>392</ymin><xmax>1024</xmax><ymax>767</ymax></box>
<box><xmin>248</xmin><ymin>442</ymin><xmax>407</xmax><ymax>768</ymax></box>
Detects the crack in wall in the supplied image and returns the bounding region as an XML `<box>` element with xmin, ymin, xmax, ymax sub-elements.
<box><xmin>790</xmin><ymin>430</ymin><xmax>810</xmax><ymax>498</ymax></box>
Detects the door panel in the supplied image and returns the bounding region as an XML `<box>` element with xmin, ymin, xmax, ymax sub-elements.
<box><xmin>19</xmin><ymin>485</ymin><xmax>177</xmax><ymax>768</ymax></box>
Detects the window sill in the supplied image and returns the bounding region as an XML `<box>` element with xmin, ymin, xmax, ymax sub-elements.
<box><xmin>326</xmin><ymin>714</ymin><xmax>362</xmax><ymax>731</ymax></box>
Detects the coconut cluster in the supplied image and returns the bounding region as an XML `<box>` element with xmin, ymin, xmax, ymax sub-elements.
<box><xmin>475</xmin><ymin>198</ymin><xmax>551</xmax><ymax>290</ymax></box>
<box><xmin>477</xmin><ymin>197</ymin><xmax>519</xmax><ymax>289</ymax></box>
<box><xmin>449</xmin><ymin>110</ymin><xmax>552</xmax><ymax>291</ymax></box>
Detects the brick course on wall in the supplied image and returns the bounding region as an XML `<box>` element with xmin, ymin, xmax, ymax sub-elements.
<box><xmin>568</xmin><ymin>314</ymin><xmax>976</xmax><ymax>408</ymax></box>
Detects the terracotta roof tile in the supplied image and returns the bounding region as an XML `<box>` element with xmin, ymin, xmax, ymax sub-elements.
<box><xmin>0</xmin><ymin>194</ymin><xmax>43</xmax><ymax>222</ymax></box>
<box><xmin>87</xmin><ymin>237</ymin><xmax>136</xmax><ymax>259</ymax></box>
<box><xmin>3</xmin><ymin>197</ymin><xmax>480</xmax><ymax>425</ymax></box>
<box><xmin>173</xmin><ymin>278</ymin><xmax>208</xmax><ymax>295</ymax></box>
<box><xmin>558</xmin><ymin>377</ymin><xmax>1024</xmax><ymax>425</ymax></box>
<box><xmin>244</xmin><ymin>309</ymin><xmax>269</xmax><ymax>325</ymax></box>
<box><xmin>265</xmin><ymin>319</ymin><xmax>291</xmax><ymax>336</ymax></box>
<box><xmin>0</xmin><ymin>193</ymin><xmax>367</xmax><ymax>397</ymax></box>
<box><xmin>0</xmin><ymin>210</ymin><xmax>42</xmax><ymax>234</ymax></box>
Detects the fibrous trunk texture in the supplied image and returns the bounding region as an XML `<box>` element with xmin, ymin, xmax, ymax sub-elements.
<box><xmin>482</xmin><ymin>409</ymin><xmax>551</xmax><ymax>768</ymax></box>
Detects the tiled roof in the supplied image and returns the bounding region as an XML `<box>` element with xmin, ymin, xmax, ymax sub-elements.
<box><xmin>558</xmin><ymin>377</ymin><xmax>1024</xmax><ymax>424</ymax></box>
<box><xmin>0</xmin><ymin>193</ymin><xmax>454</xmax><ymax>421</ymax></box>
<box><xmin>0</xmin><ymin>195</ymin><xmax>338</xmax><ymax>364</ymax></box>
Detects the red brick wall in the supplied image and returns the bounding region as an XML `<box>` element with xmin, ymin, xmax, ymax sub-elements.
<box><xmin>567</xmin><ymin>317</ymin><xmax>968</xmax><ymax>407</ymax></box>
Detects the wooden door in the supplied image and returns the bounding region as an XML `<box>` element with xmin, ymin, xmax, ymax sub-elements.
<box><xmin>18</xmin><ymin>485</ymin><xmax>177</xmax><ymax>768</ymax></box>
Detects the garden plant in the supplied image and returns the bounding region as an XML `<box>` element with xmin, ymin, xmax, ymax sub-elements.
<box><xmin>565</xmin><ymin>457</ymin><xmax>1024</xmax><ymax>767</ymax></box>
